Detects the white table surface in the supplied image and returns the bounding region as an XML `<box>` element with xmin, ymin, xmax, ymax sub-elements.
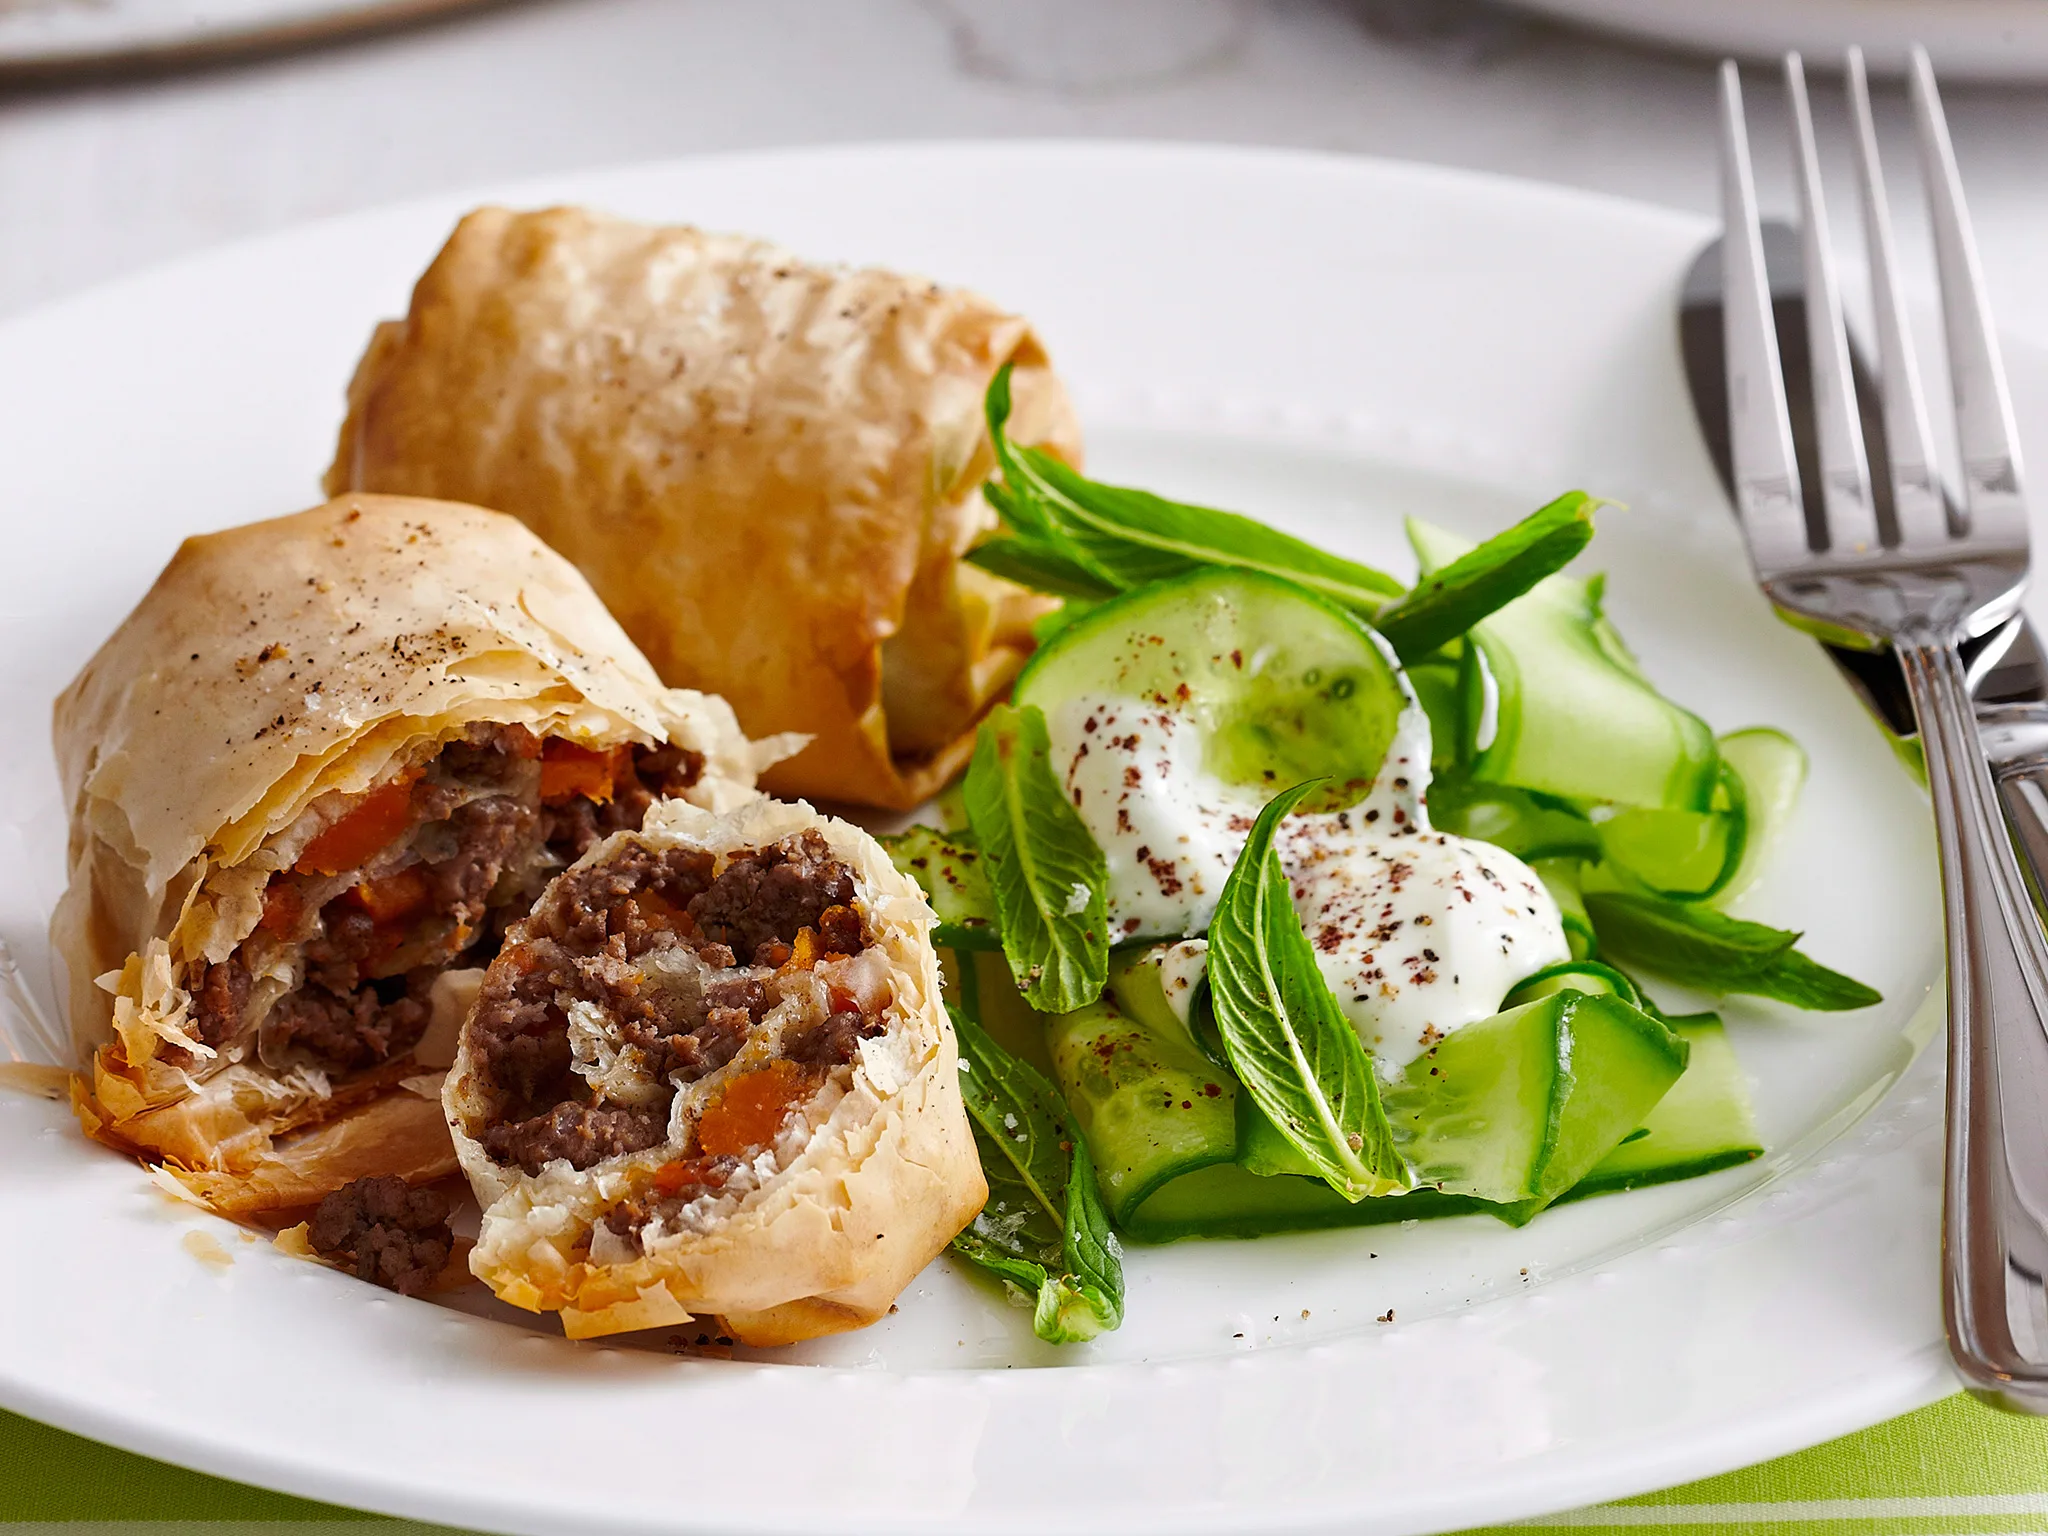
<box><xmin>2</xmin><ymin>0</ymin><xmax>2047</xmax><ymax>342</ymax></box>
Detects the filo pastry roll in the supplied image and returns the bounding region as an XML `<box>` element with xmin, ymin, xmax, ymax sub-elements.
<box><xmin>55</xmin><ymin>494</ymin><xmax>784</xmax><ymax>1217</ymax></box>
<box><xmin>444</xmin><ymin>796</ymin><xmax>985</xmax><ymax>1344</ymax></box>
<box><xmin>324</xmin><ymin>204</ymin><xmax>1083</xmax><ymax>810</ymax></box>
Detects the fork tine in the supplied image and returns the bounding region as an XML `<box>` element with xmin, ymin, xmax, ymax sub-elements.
<box><xmin>1785</xmin><ymin>52</ymin><xmax>1881</xmax><ymax>557</ymax></box>
<box><xmin>1718</xmin><ymin>61</ymin><xmax>1809</xmax><ymax>574</ymax></box>
<box><xmin>1846</xmin><ymin>46</ymin><xmax>1951</xmax><ymax>548</ymax></box>
<box><xmin>1909</xmin><ymin>45</ymin><xmax>2029</xmax><ymax>549</ymax></box>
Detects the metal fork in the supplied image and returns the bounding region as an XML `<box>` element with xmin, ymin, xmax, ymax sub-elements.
<box><xmin>1720</xmin><ymin>46</ymin><xmax>2048</xmax><ymax>1411</ymax></box>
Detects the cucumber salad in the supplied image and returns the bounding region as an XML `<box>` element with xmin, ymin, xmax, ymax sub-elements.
<box><xmin>884</xmin><ymin>368</ymin><xmax>1882</xmax><ymax>1345</ymax></box>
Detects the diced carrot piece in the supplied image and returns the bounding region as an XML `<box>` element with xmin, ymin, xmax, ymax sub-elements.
<box><xmin>651</xmin><ymin>1158</ymin><xmax>727</xmax><ymax>1196</ymax></box>
<box><xmin>625</xmin><ymin>888</ymin><xmax>693</xmax><ymax>934</ymax></box>
<box><xmin>353</xmin><ymin>866</ymin><xmax>431</xmax><ymax>924</ymax></box>
<box><xmin>540</xmin><ymin>739</ymin><xmax>630</xmax><ymax>805</ymax></box>
<box><xmin>296</xmin><ymin>770</ymin><xmax>421</xmax><ymax>876</ymax></box>
<box><xmin>781</xmin><ymin>928</ymin><xmax>819</xmax><ymax>972</ymax></box>
<box><xmin>695</xmin><ymin>1060</ymin><xmax>813</xmax><ymax>1159</ymax></box>
<box><xmin>258</xmin><ymin>879</ymin><xmax>304</xmax><ymax>935</ymax></box>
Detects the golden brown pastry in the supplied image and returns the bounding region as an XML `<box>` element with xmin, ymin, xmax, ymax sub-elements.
<box><xmin>324</xmin><ymin>204</ymin><xmax>1082</xmax><ymax>810</ymax></box>
<box><xmin>55</xmin><ymin>493</ymin><xmax>785</xmax><ymax>1217</ymax></box>
<box><xmin>445</xmin><ymin>796</ymin><xmax>984</xmax><ymax>1343</ymax></box>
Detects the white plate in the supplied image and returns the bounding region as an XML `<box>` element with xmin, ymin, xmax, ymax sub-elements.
<box><xmin>1510</xmin><ymin>0</ymin><xmax>2048</xmax><ymax>81</ymax></box>
<box><xmin>0</xmin><ymin>144</ymin><xmax>1997</xmax><ymax>1535</ymax></box>
<box><xmin>0</xmin><ymin>0</ymin><xmax>493</xmax><ymax>74</ymax></box>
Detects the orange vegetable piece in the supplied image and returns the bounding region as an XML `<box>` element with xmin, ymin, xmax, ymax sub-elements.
<box><xmin>625</xmin><ymin>888</ymin><xmax>693</xmax><ymax>935</ymax></box>
<box><xmin>258</xmin><ymin>880</ymin><xmax>304</xmax><ymax>935</ymax></box>
<box><xmin>296</xmin><ymin>770</ymin><xmax>421</xmax><ymax>876</ymax></box>
<box><xmin>651</xmin><ymin>1158</ymin><xmax>726</xmax><ymax>1196</ymax></box>
<box><xmin>695</xmin><ymin>1060</ymin><xmax>813</xmax><ymax>1159</ymax></box>
<box><xmin>353</xmin><ymin>866</ymin><xmax>431</xmax><ymax>924</ymax></box>
<box><xmin>540</xmin><ymin>739</ymin><xmax>630</xmax><ymax>805</ymax></box>
<box><xmin>781</xmin><ymin>927</ymin><xmax>819</xmax><ymax>972</ymax></box>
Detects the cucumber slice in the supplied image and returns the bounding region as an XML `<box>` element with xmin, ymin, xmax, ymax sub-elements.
<box><xmin>1381</xmin><ymin>991</ymin><xmax>1688</xmax><ymax>1210</ymax></box>
<box><xmin>1503</xmin><ymin>960</ymin><xmax>1642</xmax><ymax>1009</ymax></box>
<box><xmin>1711</xmin><ymin>728</ymin><xmax>1808</xmax><ymax>907</ymax></box>
<box><xmin>1404</xmin><ymin>651</ymin><xmax>1465</xmax><ymax>773</ymax></box>
<box><xmin>1120</xmin><ymin>1164</ymin><xmax>1480</xmax><ymax>1243</ymax></box>
<box><xmin>1429</xmin><ymin>777</ymin><xmax>1603</xmax><ymax>862</ymax></box>
<box><xmin>1046</xmin><ymin>953</ymin><xmax>1238</xmax><ymax>1225</ymax></box>
<box><xmin>1594</xmin><ymin>759</ymin><xmax>1747</xmax><ymax>900</ymax></box>
<box><xmin>1530</xmin><ymin>856</ymin><xmax>1597</xmax><ymax>961</ymax></box>
<box><xmin>1013</xmin><ymin>567</ymin><xmax>1409</xmax><ymax>807</ymax></box>
<box><xmin>1408</xmin><ymin>520</ymin><xmax>1718</xmax><ymax>812</ymax></box>
<box><xmin>882</xmin><ymin>825</ymin><xmax>1001</xmax><ymax>950</ymax></box>
<box><xmin>1561</xmin><ymin>1014</ymin><xmax>1763</xmax><ymax>1200</ymax></box>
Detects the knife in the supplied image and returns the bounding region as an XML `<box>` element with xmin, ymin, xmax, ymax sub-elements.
<box><xmin>1679</xmin><ymin>221</ymin><xmax>2048</xmax><ymax>891</ymax></box>
<box><xmin>1679</xmin><ymin>220</ymin><xmax>2048</xmax><ymax>735</ymax></box>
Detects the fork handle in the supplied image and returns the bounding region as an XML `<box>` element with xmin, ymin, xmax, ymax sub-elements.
<box><xmin>1900</xmin><ymin>636</ymin><xmax>2048</xmax><ymax>1409</ymax></box>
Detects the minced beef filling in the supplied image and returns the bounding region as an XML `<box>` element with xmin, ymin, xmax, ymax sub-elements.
<box><xmin>187</xmin><ymin>725</ymin><xmax>703</xmax><ymax>1070</ymax></box>
<box><xmin>470</xmin><ymin>830</ymin><xmax>884</xmax><ymax>1180</ymax></box>
<box><xmin>307</xmin><ymin>1174</ymin><xmax>454</xmax><ymax>1296</ymax></box>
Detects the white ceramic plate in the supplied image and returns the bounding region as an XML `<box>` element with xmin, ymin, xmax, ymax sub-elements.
<box><xmin>1510</xmin><ymin>0</ymin><xmax>2048</xmax><ymax>81</ymax></box>
<box><xmin>0</xmin><ymin>0</ymin><xmax>494</xmax><ymax>74</ymax></box>
<box><xmin>0</xmin><ymin>143</ymin><xmax>2009</xmax><ymax>1536</ymax></box>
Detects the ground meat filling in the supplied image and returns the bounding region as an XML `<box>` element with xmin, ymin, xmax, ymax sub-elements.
<box><xmin>190</xmin><ymin>959</ymin><xmax>253</xmax><ymax>1050</ymax></box>
<box><xmin>469</xmin><ymin>830</ymin><xmax>888</xmax><ymax>1188</ymax></box>
<box><xmin>194</xmin><ymin>726</ymin><xmax>697</xmax><ymax>1075</ymax></box>
<box><xmin>307</xmin><ymin>1175</ymin><xmax>455</xmax><ymax>1296</ymax></box>
<box><xmin>483</xmin><ymin>1102</ymin><xmax>668</xmax><ymax>1173</ymax></box>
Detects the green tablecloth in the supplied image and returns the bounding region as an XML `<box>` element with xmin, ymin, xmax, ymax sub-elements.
<box><xmin>0</xmin><ymin>1391</ymin><xmax>2040</xmax><ymax>1534</ymax></box>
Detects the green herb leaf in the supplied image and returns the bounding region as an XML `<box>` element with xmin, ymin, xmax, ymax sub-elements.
<box><xmin>1035</xmin><ymin>1139</ymin><xmax>1124</xmax><ymax>1341</ymax></box>
<box><xmin>965</xmin><ymin>535</ymin><xmax>1121</xmax><ymax>602</ymax></box>
<box><xmin>982</xmin><ymin>369</ymin><xmax>1123</xmax><ymax>589</ymax></box>
<box><xmin>1746</xmin><ymin>948</ymin><xmax>1885</xmax><ymax>1011</ymax></box>
<box><xmin>1374</xmin><ymin>495</ymin><xmax>1599</xmax><ymax>659</ymax></box>
<box><xmin>1205</xmin><ymin>780</ymin><xmax>1411</xmax><ymax>1200</ymax></box>
<box><xmin>950</xmin><ymin>1008</ymin><xmax>1126</xmax><ymax>1344</ymax></box>
<box><xmin>981</xmin><ymin>364</ymin><xmax>1404</xmax><ymax>613</ymax></box>
<box><xmin>963</xmin><ymin>702</ymin><xmax>1110</xmax><ymax>1013</ymax></box>
<box><xmin>1584</xmin><ymin>891</ymin><xmax>1881</xmax><ymax>1010</ymax></box>
<box><xmin>878</xmin><ymin>824</ymin><xmax>1002</xmax><ymax>951</ymax></box>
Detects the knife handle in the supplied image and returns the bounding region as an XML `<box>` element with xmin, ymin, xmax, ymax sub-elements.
<box><xmin>1914</xmin><ymin>678</ymin><xmax>2048</xmax><ymax>1410</ymax></box>
<box><xmin>1980</xmin><ymin>705</ymin><xmax>2048</xmax><ymax>894</ymax></box>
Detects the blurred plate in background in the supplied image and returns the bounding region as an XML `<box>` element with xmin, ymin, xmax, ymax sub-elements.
<box><xmin>0</xmin><ymin>0</ymin><xmax>498</xmax><ymax>76</ymax></box>
<box><xmin>1510</xmin><ymin>0</ymin><xmax>2048</xmax><ymax>80</ymax></box>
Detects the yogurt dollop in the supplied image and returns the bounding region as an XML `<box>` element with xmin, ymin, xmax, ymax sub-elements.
<box><xmin>1049</xmin><ymin>683</ymin><xmax>1568</xmax><ymax>1070</ymax></box>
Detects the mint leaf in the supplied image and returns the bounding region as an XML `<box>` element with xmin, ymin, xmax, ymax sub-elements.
<box><xmin>1035</xmin><ymin>1139</ymin><xmax>1123</xmax><ymax>1341</ymax></box>
<box><xmin>1374</xmin><ymin>495</ymin><xmax>1599</xmax><ymax>660</ymax></box>
<box><xmin>1585</xmin><ymin>891</ymin><xmax>1881</xmax><ymax>1011</ymax></box>
<box><xmin>950</xmin><ymin>1008</ymin><xmax>1125</xmax><ymax>1344</ymax></box>
<box><xmin>965</xmin><ymin>534</ymin><xmax>1120</xmax><ymax>602</ymax></box>
<box><xmin>981</xmin><ymin>370</ymin><xmax>1122</xmax><ymax>591</ymax></box>
<box><xmin>1746</xmin><ymin>948</ymin><xmax>1884</xmax><ymax>1011</ymax></box>
<box><xmin>981</xmin><ymin>364</ymin><xmax>1403</xmax><ymax>613</ymax></box>
<box><xmin>1205</xmin><ymin>781</ymin><xmax>1411</xmax><ymax>1200</ymax></box>
<box><xmin>963</xmin><ymin>703</ymin><xmax>1110</xmax><ymax>1013</ymax></box>
<box><xmin>878</xmin><ymin>824</ymin><xmax>1001</xmax><ymax>951</ymax></box>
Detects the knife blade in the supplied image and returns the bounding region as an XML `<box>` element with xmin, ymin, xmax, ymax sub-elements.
<box><xmin>1680</xmin><ymin>220</ymin><xmax>2048</xmax><ymax>910</ymax></box>
<box><xmin>1678</xmin><ymin>220</ymin><xmax>2048</xmax><ymax>733</ymax></box>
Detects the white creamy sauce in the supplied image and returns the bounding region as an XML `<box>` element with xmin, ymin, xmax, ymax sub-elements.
<box><xmin>1051</xmin><ymin>694</ymin><xmax>1257</xmax><ymax>940</ymax></box>
<box><xmin>1155</xmin><ymin>938</ymin><xmax>1210</xmax><ymax>1029</ymax></box>
<box><xmin>1050</xmin><ymin>685</ymin><xmax>1568</xmax><ymax>1071</ymax></box>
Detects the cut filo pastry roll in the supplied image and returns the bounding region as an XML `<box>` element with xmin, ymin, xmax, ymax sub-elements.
<box><xmin>54</xmin><ymin>493</ymin><xmax>786</xmax><ymax>1218</ymax></box>
<box><xmin>324</xmin><ymin>204</ymin><xmax>1083</xmax><ymax>810</ymax></box>
<box><xmin>444</xmin><ymin>795</ymin><xmax>986</xmax><ymax>1344</ymax></box>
